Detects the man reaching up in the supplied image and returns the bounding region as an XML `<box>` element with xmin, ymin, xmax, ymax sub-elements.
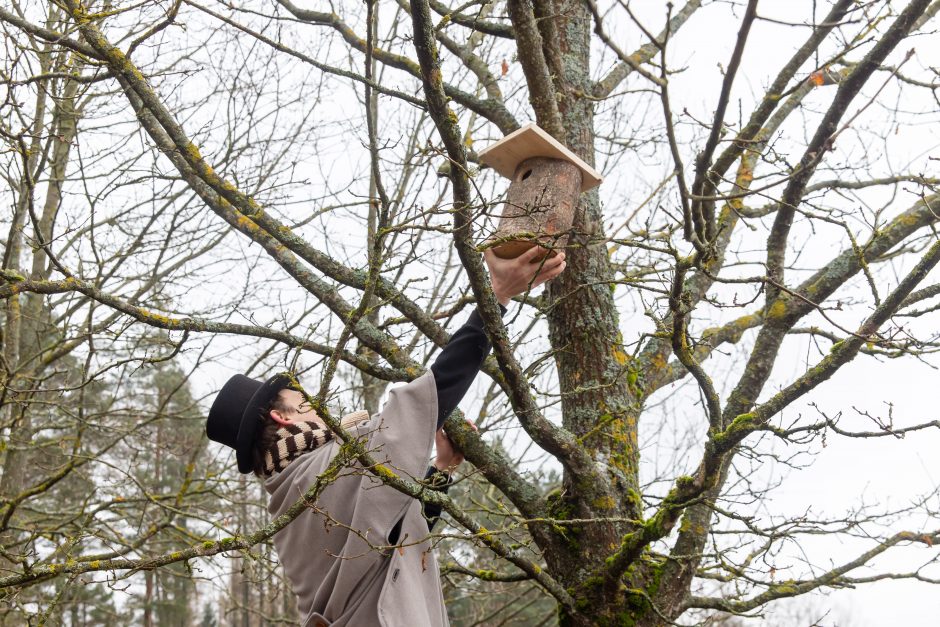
<box><xmin>206</xmin><ymin>247</ymin><xmax>566</xmax><ymax>626</ymax></box>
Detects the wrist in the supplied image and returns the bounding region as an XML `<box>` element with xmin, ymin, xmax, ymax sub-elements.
<box><xmin>433</xmin><ymin>458</ymin><xmax>456</xmax><ymax>472</ymax></box>
<box><xmin>493</xmin><ymin>292</ymin><xmax>511</xmax><ymax>306</ymax></box>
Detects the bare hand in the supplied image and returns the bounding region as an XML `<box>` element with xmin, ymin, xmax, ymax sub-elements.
<box><xmin>433</xmin><ymin>420</ymin><xmax>478</xmax><ymax>472</ymax></box>
<box><xmin>484</xmin><ymin>247</ymin><xmax>567</xmax><ymax>305</ymax></box>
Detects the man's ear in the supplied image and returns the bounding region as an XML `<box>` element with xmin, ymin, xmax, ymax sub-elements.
<box><xmin>269</xmin><ymin>409</ymin><xmax>292</xmax><ymax>426</ymax></box>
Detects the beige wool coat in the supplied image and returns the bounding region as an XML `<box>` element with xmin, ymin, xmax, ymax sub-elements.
<box><xmin>264</xmin><ymin>372</ymin><xmax>450</xmax><ymax>627</ymax></box>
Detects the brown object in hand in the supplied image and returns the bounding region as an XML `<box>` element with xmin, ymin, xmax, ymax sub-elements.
<box><xmin>478</xmin><ymin>124</ymin><xmax>602</xmax><ymax>260</ymax></box>
<box><xmin>489</xmin><ymin>157</ymin><xmax>582</xmax><ymax>260</ymax></box>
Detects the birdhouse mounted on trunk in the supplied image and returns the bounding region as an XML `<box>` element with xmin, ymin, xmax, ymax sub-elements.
<box><xmin>478</xmin><ymin>123</ymin><xmax>602</xmax><ymax>260</ymax></box>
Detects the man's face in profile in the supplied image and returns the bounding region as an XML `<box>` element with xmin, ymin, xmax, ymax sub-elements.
<box><xmin>269</xmin><ymin>388</ymin><xmax>325</xmax><ymax>428</ymax></box>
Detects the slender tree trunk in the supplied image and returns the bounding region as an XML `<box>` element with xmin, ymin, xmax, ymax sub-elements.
<box><xmin>0</xmin><ymin>38</ymin><xmax>83</xmax><ymax>579</ymax></box>
<box><xmin>239</xmin><ymin>475</ymin><xmax>250</xmax><ymax>627</ymax></box>
<box><xmin>143</xmin><ymin>570</ymin><xmax>154</xmax><ymax>627</ymax></box>
<box><xmin>357</xmin><ymin>5</ymin><xmax>387</xmax><ymax>415</ymax></box>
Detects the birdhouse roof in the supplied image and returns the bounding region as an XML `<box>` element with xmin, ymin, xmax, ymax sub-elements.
<box><xmin>478</xmin><ymin>123</ymin><xmax>603</xmax><ymax>192</ymax></box>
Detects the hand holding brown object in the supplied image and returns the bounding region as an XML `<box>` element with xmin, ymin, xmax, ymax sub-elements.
<box><xmin>485</xmin><ymin>247</ymin><xmax>566</xmax><ymax>306</ymax></box>
<box><xmin>432</xmin><ymin>420</ymin><xmax>479</xmax><ymax>472</ymax></box>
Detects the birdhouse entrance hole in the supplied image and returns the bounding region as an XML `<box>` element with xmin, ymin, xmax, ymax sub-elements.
<box><xmin>489</xmin><ymin>156</ymin><xmax>582</xmax><ymax>260</ymax></box>
<box><xmin>476</xmin><ymin>123</ymin><xmax>603</xmax><ymax>261</ymax></box>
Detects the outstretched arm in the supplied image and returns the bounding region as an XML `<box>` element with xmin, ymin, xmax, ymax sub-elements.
<box><xmin>430</xmin><ymin>305</ymin><xmax>504</xmax><ymax>428</ymax></box>
<box><xmin>430</xmin><ymin>247</ymin><xmax>567</xmax><ymax>427</ymax></box>
<box><xmin>422</xmin><ymin>248</ymin><xmax>566</xmax><ymax>530</ymax></box>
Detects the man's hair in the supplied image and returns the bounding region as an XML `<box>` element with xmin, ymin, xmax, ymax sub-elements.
<box><xmin>251</xmin><ymin>391</ymin><xmax>291</xmax><ymax>477</ymax></box>
<box><xmin>250</xmin><ymin>388</ymin><xmax>368</xmax><ymax>476</ymax></box>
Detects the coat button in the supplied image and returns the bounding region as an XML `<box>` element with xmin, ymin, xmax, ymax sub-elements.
<box><xmin>313</xmin><ymin>621</ymin><xmax>329</xmax><ymax>627</ymax></box>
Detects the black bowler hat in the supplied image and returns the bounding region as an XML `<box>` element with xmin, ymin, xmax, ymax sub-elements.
<box><xmin>207</xmin><ymin>372</ymin><xmax>295</xmax><ymax>474</ymax></box>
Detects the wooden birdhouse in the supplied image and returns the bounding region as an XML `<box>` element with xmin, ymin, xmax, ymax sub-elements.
<box><xmin>478</xmin><ymin>123</ymin><xmax>602</xmax><ymax>260</ymax></box>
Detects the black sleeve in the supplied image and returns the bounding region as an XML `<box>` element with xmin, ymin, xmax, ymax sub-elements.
<box><xmin>430</xmin><ymin>305</ymin><xmax>506</xmax><ymax>429</ymax></box>
<box><xmin>422</xmin><ymin>465</ymin><xmax>453</xmax><ymax>531</ymax></box>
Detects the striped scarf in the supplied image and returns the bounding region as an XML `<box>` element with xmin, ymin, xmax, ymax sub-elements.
<box><xmin>263</xmin><ymin>411</ymin><xmax>370</xmax><ymax>475</ymax></box>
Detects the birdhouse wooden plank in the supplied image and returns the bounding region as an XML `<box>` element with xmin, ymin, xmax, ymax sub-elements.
<box><xmin>479</xmin><ymin>123</ymin><xmax>602</xmax><ymax>192</ymax></box>
<box><xmin>478</xmin><ymin>124</ymin><xmax>603</xmax><ymax>260</ymax></box>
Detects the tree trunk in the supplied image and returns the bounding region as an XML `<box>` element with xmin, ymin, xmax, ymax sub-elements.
<box><xmin>143</xmin><ymin>570</ymin><xmax>154</xmax><ymax>627</ymax></box>
<box><xmin>0</xmin><ymin>39</ymin><xmax>82</xmax><ymax>577</ymax></box>
<box><xmin>539</xmin><ymin>1</ymin><xmax>653</xmax><ymax>621</ymax></box>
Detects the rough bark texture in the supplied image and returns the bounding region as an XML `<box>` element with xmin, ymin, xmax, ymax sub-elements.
<box><xmin>539</xmin><ymin>1</ymin><xmax>647</xmax><ymax>624</ymax></box>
